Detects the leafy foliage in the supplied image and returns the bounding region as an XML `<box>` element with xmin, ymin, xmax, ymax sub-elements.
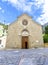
<box><xmin>43</xmin><ymin>34</ymin><xmax>48</xmax><ymax>43</ymax></box>
<box><xmin>45</xmin><ymin>25</ymin><xmax>48</xmax><ymax>34</ymax></box>
<box><xmin>43</xmin><ymin>25</ymin><xmax>48</xmax><ymax>43</ymax></box>
<box><xmin>0</xmin><ymin>23</ymin><xmax>8</xmax><ymax>30</ymax></box>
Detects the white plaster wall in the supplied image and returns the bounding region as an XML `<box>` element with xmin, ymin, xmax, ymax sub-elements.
<box><xmin>0</xmin><ymin>36</ymin><xmax>7</xmax><ymax>49</ymax></box>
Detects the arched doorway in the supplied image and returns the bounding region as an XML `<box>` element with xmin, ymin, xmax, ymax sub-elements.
<box><xmin>22</xmin><ymin>36</ymin><xmax>28</xmax><ymax>49</ymax></box>
<box><xmin>21</xmin><ymin>29</ymin><xmax>29</xmax><ymax>49</ymax></box>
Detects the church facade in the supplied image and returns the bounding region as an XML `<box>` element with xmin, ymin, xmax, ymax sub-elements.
<box><xmin>6</xmin><ymin>14</ymin><xmax>43</xmax><ymax>49</ymax></box>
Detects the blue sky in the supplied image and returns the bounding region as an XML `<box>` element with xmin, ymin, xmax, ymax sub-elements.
<box><xmin>0</xmin><ymin>0</ymin><xmax>48</xmax><ymax>25</ymax></box>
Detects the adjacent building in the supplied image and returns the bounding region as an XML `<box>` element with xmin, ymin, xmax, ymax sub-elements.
<box><xmin>0</xmin><ymin>25</ymin><xmax>7</xmax><ymax>49</ymax></box>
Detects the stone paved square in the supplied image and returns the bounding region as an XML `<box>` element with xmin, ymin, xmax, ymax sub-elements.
<box><xmin>0</xmin><ymin>48</ymin><xmax>48</xmax><ymax>65</ymax></box>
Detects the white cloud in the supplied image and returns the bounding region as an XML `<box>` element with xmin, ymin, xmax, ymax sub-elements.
<box><xmin>2</xmin><ymin>0</ymin><xmax>48</xmax><ymax>25</ymax></box>
<box><xmin>7</xmin><ymin>0</ymin><xmax>33</xmax><ymax>13</ymax></box>
<box><xmin>36</xmin><ymin>17</ymin><xmax>45</xmax><ymax>25</ymax></box>
<box><xmin>2</xmin><ymin>0</ymin><xmax>44</xmax><ymax>13</ymax></box>
<box><xmin>42</xmin><ymin>0</ymin><xmax>48</xmax><ymax>23</ymax></box>
<box><xmin>0</xmin><ymin>7</ymin><xmax>2</xmax><ymax>10</ymax></box>
<box><xmin>2</xmin><ymin>10</ymin><xmax>5</xmax><ymax>13</ymax></box>
<box><xmin>0</xmin><ymin>6</ymin><xmax>5</xmax><ymax>13</ymax></box>
<box><xmin>36</xmin><ymin>0</ymin><xmax>48</xmax><ymax>25</ymax></box>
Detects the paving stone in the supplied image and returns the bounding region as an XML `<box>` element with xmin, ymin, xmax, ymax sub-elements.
<box><xmin>0</xmin><ymin>48</ymin><xmax>48</xmax><ymax>65</ymax></box>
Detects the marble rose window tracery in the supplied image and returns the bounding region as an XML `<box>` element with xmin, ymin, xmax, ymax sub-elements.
<box><xmin>22</xmin><ymin>19</ymin><xmax>28</xmax><ymax>25</ymax></box>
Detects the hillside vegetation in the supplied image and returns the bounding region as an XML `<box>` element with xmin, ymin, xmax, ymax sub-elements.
<box><xmin>0</xmin><ymin>23</ymin><xmax>8</xmax><ymax>30</ymax></box>
<box><xmin>43</xmin><ymin>25</ymin><xmax>48</xmax><ymax>43</ymax></box>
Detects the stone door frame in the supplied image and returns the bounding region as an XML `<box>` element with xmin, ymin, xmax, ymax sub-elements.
<box><xmin>22</xmin><ymin>36</ymin><xmax>28</xmax><ymax>49</ymax></box>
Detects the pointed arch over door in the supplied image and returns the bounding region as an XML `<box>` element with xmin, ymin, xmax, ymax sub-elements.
<box><xmin>22</xmin><ymin>29</ymin><xmax>29</xmax><ymax>36</ymax></box>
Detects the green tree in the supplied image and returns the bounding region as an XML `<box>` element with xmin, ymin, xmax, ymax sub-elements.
<box><xmin>3</xmin><ymin>25</ymin><xmax>8</xmax><ymax>30</ymax></box>
<box><xmin>43</xmin><ymin>34</ymin><xmax>48</xmax><ymax>43</ymax></box>
<box><xmin>0</xmin><ymin>23</ymin><xmax>8</xmax><ymax>30</ymax></box>
<box><xmin>43</xmin><ymin>25</ymin><xmax>48</xmax><ymax>43</ymax></box>
<box><xmin>45</xmin><ymin>25</ymin><xmax>48</xmax><ymax>34</ymax></box>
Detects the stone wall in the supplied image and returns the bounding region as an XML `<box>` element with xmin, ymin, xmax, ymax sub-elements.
<box><xmin>6</xmin><ymin>14</ymin><xmax>44</xmax><ymax>49</ymax></box>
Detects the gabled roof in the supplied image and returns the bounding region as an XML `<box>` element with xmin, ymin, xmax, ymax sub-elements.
<box><xmin>9</xmin><ymin>13</ymin><xmax>41</xmax><ymax>26</ymax></box>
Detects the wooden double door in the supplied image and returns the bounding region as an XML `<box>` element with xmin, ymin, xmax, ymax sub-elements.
<box><xmin>22</xmin><ymin>36</ymin><xmax>28</xmax><ymax>49</ymax></box>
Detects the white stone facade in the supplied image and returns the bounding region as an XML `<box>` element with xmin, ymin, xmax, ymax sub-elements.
<box><xmin>6</xmin><ymin>14</ymin><xmax>44</xmax><ymax>49</ymax></box>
